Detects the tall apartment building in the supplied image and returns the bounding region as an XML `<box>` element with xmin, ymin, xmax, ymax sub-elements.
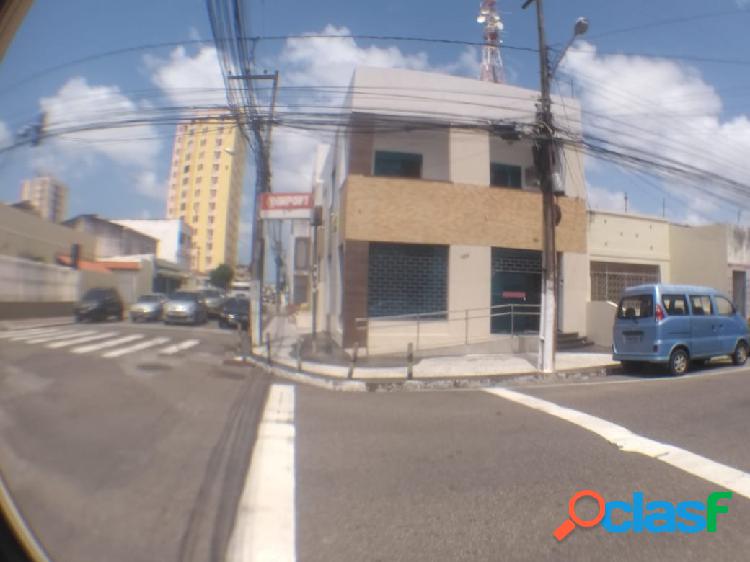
<box><xmin>20</xmin><ymin>176</ymin><xmax>68</xmax><ymax>222</ymax></box>
<box><xmin>165</xmin><ymin>114</ymin><xmax>246</xmax><ymax>273</ymax></box>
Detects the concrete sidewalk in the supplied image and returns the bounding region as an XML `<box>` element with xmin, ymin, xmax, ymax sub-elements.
<box><xmin>0</xmin><ymin>316</ymin><xmax>73</xmax><ymax>331</ymax></box>
<box><xmin>236</xmin><ymin>313</ymin><xmax>618</xmax><ymax>387</ymax></box>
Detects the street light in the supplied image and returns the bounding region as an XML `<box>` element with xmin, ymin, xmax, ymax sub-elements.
<box><xmin>550</xmin><ymin>17</ymin><xmax>589</xmax><ymax>77</ymax></box>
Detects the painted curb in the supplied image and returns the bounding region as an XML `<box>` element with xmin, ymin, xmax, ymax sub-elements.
<box><xmin>224</xmin><ymin>354</ymin><xmax>619</xmax><ymax>392</ymax></box>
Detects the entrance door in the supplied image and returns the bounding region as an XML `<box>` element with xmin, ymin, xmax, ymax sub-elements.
<box><xmin>491</xmin><ymin>248</ymin><xmax>542</xmax><ymax>334</ymax></box>
<box><xmin>732</xmin><ymin>270</ymin><xmax>747</xmax><ymax>318</ymax></box>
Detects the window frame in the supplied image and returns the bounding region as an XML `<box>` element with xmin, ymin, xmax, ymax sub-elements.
<box><xmin>689</xmin><ymin>294</ymin><xmax>714</xmax><ymax>316</ymax></box>
<box><xmin>661</xmin><ymin>294</ymin><xmax>688</xmax><ymax>316</ymax></box>
<box><xmin>373</xmin><ymin>150</ymin><xmax>423</xmax><ymax>179</ymax></box>
<box><xmin>714</xmin><ymin>295</ymin><xmax>736</xmax><ymax>316</ymax></box>
<box><xmin>490</xmin><ymin>162</ymin><xmax>523</xmax><ymax>189</ymax></box>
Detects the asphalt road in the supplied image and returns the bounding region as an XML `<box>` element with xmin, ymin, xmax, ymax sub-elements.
<box><xmin>3</xmin><ymin>321</ymin><xmax>750</xmax><ymax>562</ymax></box>
<box><xmin>295</xmin><ymin>366</ymin><xmax>750</xmax><ymax>562</ymax></box>
<box><xmin>0</xmin><ymin>321</ymin><xmax>270</xmax><ymax>562</ymax></box>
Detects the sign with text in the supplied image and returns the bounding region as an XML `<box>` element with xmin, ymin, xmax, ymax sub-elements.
<box><xmin>260</xmin><ymin>193</ymin><xmax>313</xmax><ymax>220</ymax></box>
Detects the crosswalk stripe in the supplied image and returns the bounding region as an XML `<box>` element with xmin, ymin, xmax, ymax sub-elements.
<box><xmin>159</xmin><ymin>339</ymin><xmax>200</xmax><ymax>355</ymax></box>
<box><xmin>9</xmin><ymin>328</ymin><xmax>72</xmax><ymax>342</ymax></box>
<box><xmin>0</xmin><ymin>328</ymin><xmax>57</xmax><ymax>340</ymax></box>
<box><xmin>72</xmin><ymin>334</ymin><xmax>144</xmax><ymax>354</ymax></box>
<box><xmin>25</xmin><ymin>330</ymin><xmax>96</xmax><ymax>344</ymax></box>
<box><xmin>101</xmin><ymin>337</ymin><xmax>170</xmax><ymax>358</ymax></box>
<box><xmin>47</xmin><ymin>332</ymin><xmax>120</xmax><ymax>349</ymax></box>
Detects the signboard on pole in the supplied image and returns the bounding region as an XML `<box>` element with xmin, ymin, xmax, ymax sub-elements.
<box><xmin>260</xmin><ymin>193</ymin><xmax>313</xmax><ymax>220</ymax></box>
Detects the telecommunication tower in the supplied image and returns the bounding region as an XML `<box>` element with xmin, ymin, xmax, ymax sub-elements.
<box><xmin>477</xmin><ymin>0</ymin><xmax>505</xmax><ymax>83</ymax></box>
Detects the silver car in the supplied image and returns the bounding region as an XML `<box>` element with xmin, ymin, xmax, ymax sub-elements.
<box><xmin>163</xmin><ymin>291</ymin><xmax>208</xmax><ymax>325</ymax></box>
<box><xmin>201</xmin><ymin>289</ymin><xmax>226</xmax><ymax>318</ymax></box>
<box><xmin>129</xmin><ymin>293</ymin><xmax>167</xmax><ymax>322</ymax></box>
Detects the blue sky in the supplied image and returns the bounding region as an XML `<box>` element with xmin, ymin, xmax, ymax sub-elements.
<box><xmin>2</xmin><ymin>0</ymin><xmax>750</xmax><ymax>261</ymax></box>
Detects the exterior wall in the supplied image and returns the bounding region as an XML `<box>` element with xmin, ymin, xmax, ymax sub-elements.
<box><xmin>372</xmin><ymin>128</ymin><xmax>450</xmax><ymax>181</ymax></box>
<box><xmin>451</xmin><ymin>130</ymin><xmax>490</xmax><ymax>185</ymax></box>
<box><xmin>65</xmin><ymin>216</ymin><xmax>157</xmax><ymax>259</ymax></box>
<box><xmin>0</xmin><ymin>255</ymin><xmax>77</xmax><ymax>303</ymax></box>
<box><xmin>587</xmin><ymin>301</ymin><xmax>617</xmax><ymax>348</ymax></box>
<box><xmin>489</xmin><ymin>136</ymin><xmax>534</xmax><ymax>189</ymax></box>
<box><xmin>166</xmin><ymin>115</ymin><xmax>247</xmax><ymax>272</ymax></box>
<box><xmin>0</xmin><ymin>203</ymin><xmax>96</xmax><ymax>262</ymax></box>
<box><xmin>342</xmin><ymin>175</ymin><xmax>587</xmax><ymax>253</ymax></box>
<box><xmin>669</xmin><ymin>224</ymin><xmax>729</xmax><ymax>292</ymax></box>
<box><xmin>20</xmin><ymin>176</ymin><xmax>68</xmax><ymax>222</ymax></box>
<box><xmin>111</xmin><ymin>219</ymin><xmax>191</xmax><ymax>268</ymax></box>
<box><xmin>560</xmin><ymin>252</ymin><xmax>588</xmax><ymax>335</ymax></box>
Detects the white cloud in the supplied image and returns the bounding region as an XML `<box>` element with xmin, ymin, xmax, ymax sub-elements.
<box><xmin>135</xmin><ymin>170</ymin><xmax>166</xmax><ymax>199</ymax></box>
<box><xmin>587</xmin><ymin>185</ymin><xmax>628</xmax><ymax>213</ymax></box>
<box><xmin>279</xmin><ymin>25</ymin><xmax>429</xmax><ymax>89</ymax></box>
<box><xmin>0</xmin><ymin>120</ymin><xmax>10</xmax><ymax>148</ymax></box>
<box><xmin>145</xmin><ymin>46</ymin><xmax>226</xmax><ymax>107</ymax></box>
<box><xmin>562</xmin><ymin>41</ymin><xmax>750</xmax><ymax>220</ymax></box>
<box><xmin>38</xmin><ymin>77</ymin><xmax>161</xmax><ymax>169</ymax></box>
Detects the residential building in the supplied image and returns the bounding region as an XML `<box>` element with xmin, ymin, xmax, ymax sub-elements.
<box><xmin>311</xmin><ymin>67</ymin><xmax>588</xmax><ymax>353</ymax></box>
<box><xmin>586</xmin><ymin>210</ymin><xmax>750</xmax><ymax>346</ymax></box>
<box><xmin>20</xmin><ymin>176</ymin><xmax>68</xmax><ymax>222</ymax></box>
<box><xmin>63</xmin><ymin>214</ymin><xmax>157</xmax><ymax>258</ymax></box>
<box><xmin>0</xmin><ymin>202</ymin><xmax>95</xmax><ymax>262</ymax></box>
<box><xmin>111</xmin><ymin>218</ymin><xmax>192</xmax><ymax>268</ymax></box>
<box><xmin>165</xmin><ymin>114</ymin><xmax>247</xmax><ymax>273</ymax></box>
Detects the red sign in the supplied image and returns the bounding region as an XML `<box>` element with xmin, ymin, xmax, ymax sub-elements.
<box><xmin>260</xmin><ymin>193</ymin><xmax>313</xmax><ymax>219</ymax></box>
<box><xmin>502</xmin><ymin>291</ymin><xmax>527</xmax><ymax>300</ymax></box>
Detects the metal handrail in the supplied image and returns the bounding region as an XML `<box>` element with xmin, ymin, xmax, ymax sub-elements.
<box><xmin>354</xmin><ymin>303</ymin><xmax>540</xmax><ymax>326</ymax></box>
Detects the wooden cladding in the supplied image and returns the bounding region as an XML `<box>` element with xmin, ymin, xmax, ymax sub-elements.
<box><xmin>341</xmin><ymin>175</ymin><xmax>587</xmax><ymax>253</ymax></box>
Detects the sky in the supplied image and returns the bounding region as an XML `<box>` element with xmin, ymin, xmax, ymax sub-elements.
<box><xmin>2</xmin><ymin>0</ymin><xmax>750</xmax><ymax>262</ymax></box>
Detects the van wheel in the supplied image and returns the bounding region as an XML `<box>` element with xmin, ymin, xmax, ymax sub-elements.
<box><xmin>669</xmin><ymin>348</ymin><xmax>689</xmax><ymax>376</ymax></box>
<box><xmin>731</xmin><ymin>342</ymin><xmax>748</xmax><ymax>366</ymax></box>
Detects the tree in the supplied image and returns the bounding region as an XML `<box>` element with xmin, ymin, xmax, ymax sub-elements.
<box><xmin>209</xmin><ymin>263</ymin><xmax>234</xmax><ymax>290</ymax></box>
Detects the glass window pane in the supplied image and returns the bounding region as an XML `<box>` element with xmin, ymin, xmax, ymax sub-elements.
<box><xmin>373</xmin><ymin>151</ymin><xmax>422</xmax><ymax>178</ymax></box>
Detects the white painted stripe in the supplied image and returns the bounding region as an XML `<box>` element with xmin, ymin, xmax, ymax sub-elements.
<box><xmin>227</xmin><ymin>384</ymin><xmax>296</xmax><ymax>562</ymax></box>
<box><xmin>25</xmin><ymin>330</ymin><xmax>96</xmax><ymax>344</ymax></box>
<box><xmin>72</xmin><ymin>334</ymin><xmax>144</xmax><ymax>354</ymax></box>
<box><xmin>0</xmin><ymin>327</ymin><xmax>59</xmax><ymax>340</ymax></box>
<box><xmin>101</xmin><ymin>337</ymin><xmax>170</xmax><ymax>358</ymax></box>
<box><xmin>9</xmin><ymin>328</ymin><xmax>72</xmax><ymax>342</ymax></box>
<box><xmin>484</xmin><ymin>388</ymin><xmax>750</xmax><ymax>499</ymax></box>
<box><xmin>47</xmin><ymin>332</ymin><xmax>120</xmax><ymax>349</ymax></box>
<box><xmin>159</xmin><ymin>339</ymin><xmax>200</xmax><ymax>355</ymax></box>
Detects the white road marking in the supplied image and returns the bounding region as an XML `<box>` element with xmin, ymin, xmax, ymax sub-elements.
<box><xmin>47</xmin><ymin>332</ymin><xmax>120</xmax><ymax>349</ymax></box>
<box><xmin>484</xmin><ymin>387</ymin><xmax>750</xmax><ymax>499</ymax></box>
<box><xmin>227</xmin><ymin>384</ymin><xmax>296</xmax><ymax>562</ymax></box>
<box><xmin>25</xmin><ymin>330</ymin><xmax>96</xmax><ymax>344</ymax></box>
<box><xmin>101</xmin><ymin>337</ymin><xmax>170</xmax><ymax>358</ymax></box>
<box><xmin>8</xmin><ymin>328</ymin><xmax>72</xmax><ymax>342</ymax></box>
<box><xmin>71</xmin><ymin>334</ymin><xmax>144</xmax><ymax>354</ymax></box>
<box><xmin>159</xmin><ymin>339</ymin><xmax>200</xmax><ymax>355</ymax></box>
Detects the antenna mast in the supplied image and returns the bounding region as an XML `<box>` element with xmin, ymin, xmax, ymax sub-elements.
<box><xmin>477</xmin><ymin>0</ymin><xmax>505</xmax><ymax>83</ymax></box>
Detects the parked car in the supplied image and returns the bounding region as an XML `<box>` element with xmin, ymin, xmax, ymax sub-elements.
<box><xmin>74</xmin><ymin>287</ymin><xmax>124</xmax><ymax>322</ymax></box>
<box><xmin>201</xmin><ymin>288</ymin><xmax>226</xmax><ymax>318</ymax></box>
<box><xmin>163</xmin><ymin>291</ymin><xmax>208</xmax><ymax>325</ymax></box>
<box><xmin>613</xmin><ymin>284</ymin><xmax>749</xmax><ymax>376</ymax></box>
<box><xmin>129</xmin><ymin>293</ymin><xmax>167</xmax><ymax>322</ymax></box>
<box><xmin>219</xmin><ymin>297</ymin><xmax>250</xmax><ymax>330</ymax></box>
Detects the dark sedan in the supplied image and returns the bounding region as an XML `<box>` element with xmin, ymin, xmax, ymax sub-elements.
<box><xmin>74</xmin><ymin>287</ymin><xmax>124</xmax><ymax>322</ymax></box>
<box><xmin>218</xmin><ymin>297</ymin><xmax>250</xmax><ymax>330</ymax></box>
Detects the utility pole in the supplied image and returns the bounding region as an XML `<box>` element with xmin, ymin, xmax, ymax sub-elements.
<box><xmin>523</xmin><ymin>0</ymin><xmax>588</xmax><ymax>374</ymax></box>
<box><xmin>523</xmin><ymin>0</ymin><xmax>557</xmax><ymax>374</ymax></box>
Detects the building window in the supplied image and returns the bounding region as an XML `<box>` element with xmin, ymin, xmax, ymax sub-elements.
<box><xmin>194</xmin><ymin>189</ymin><xmax>200</xmax><ymax>197</ymax></box>
<box><xmin>294</xmin><ymin>237</ymin><xmax>310</xmax><ymax>270</ymax></box>
<box><xmin>218</xmin><ymin>126</ymin><xmax>224</xmax><ymax>134</ymax></box>
<box><xmin>211</xmin><ymin>189</ymin><xmax>217</xmax><ymax>198</ymax></box>
<box><xmin>193</xmin><ymin>202</ymin><xmax>199</xmax><ymax>210</ymax></box>
<box><xmin>197</xmin><ymin>164</ymin><xmax>203</xmax><ymax>171</ymax></box>
<box><xmin>590</xmin><ymin>262</ymin><xmax>660</xmax><ymax>302</ymax></box>
<box><xmin>196</xmin><ymin>177</ymin><xmax>202</xmax><ymax>185</ymax></box>
<box><xmin>183</xmin><ymin>164</ymin><xmax>190</xmax><ymax>173</ymax></box>
<box><xmin>206</xmin><ymin>257</ymin><xmax>212</xmax><ymax>266</ymax></box>
<box><xmin>182</xmin><ymin>178</ymin><xmax>189</xmax><ymax>185</ymax></box>
<box><xmin>215</xmin><ymin>138</ymin><xmax>222</xmax><ymax>146</ymax></box>
<box><xmin>189</xmin><ymin>127</ymin><xmax>195</xmax><ymax>134</ymax></box>
<box><xmin>199</xmin><ymin>152</ymin><xmax>205</xmax><ymax>159</ymax></box>
<box><xmin>213</xmin><ymin>163</ymin><xmax>220</xmax><ymax>172</ymax></box>
<box><xmin>490</xmin><ymin>163</ymin><xmax>522</xmax><ymax>189</ymax></box>
<box><xmin>208</xmin><ymin>216</ymin><xmax>215</xmax><ymax>224</ymax></box>
<box><xmin>192</xmin><ymin>215</ymin><xmax>199</xmax><ymax>223</ymax></box>
<box><xmin>181</xmin><ymin>190</ymin><xmax>187</xmax><ymax>198</ymax></box>
<box><xmin>206</xmin><ymin>243</ymin><xmax>213</xmax><ymax>251</ymax></box>
<box><xmin>367</xmin><ymin>243</ymin><xmax>448</xmax><ymax>318</ymax></box>
<box><xmin>207</xmin><ymin>229</ymin><xmax>213</xmax><ymax>240</ymax></box>
<box><xmin>214</xmin><ymin>151</ymin><xmax>221</xmax><ymax>160</ymax></box>
<box><xmin>212</xmin><ymin>177</ymin><xmax>219</xmax><ymax>185</ymax></box>
<box><xmin>200</xmin><ymin>139</ymin><xmax>206</xmax><ymax>147</ymax></box>
<box><xmin>187</xmin><ymin>139</ymin><xmax>193</xmax><ymax>147</ymax></box>
<box><xmin>373</xmin><ymin>151</ymin><xmax>422</xmax><ymax>178</ymax></box>
<box><xmin>180</xmin><ymin>203</ymin><xmax>186</xmax><ymax>211</ymax></box>
<box><xmin>209</xmin><ymin>202</ymin><xmax>216</xmax><ymax>210</ymax></box>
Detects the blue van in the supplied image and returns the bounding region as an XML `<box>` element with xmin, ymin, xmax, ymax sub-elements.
<box><xmin>612</xmin><ymin>284</ymin><xmax>749</xmax><ymax>376</ymax></box>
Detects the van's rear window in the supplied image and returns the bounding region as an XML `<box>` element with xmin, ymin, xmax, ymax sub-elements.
<box><xmin>617</xmin><ymin>295</ymin><xmax>653</xmax><ymax>318</ymax></box>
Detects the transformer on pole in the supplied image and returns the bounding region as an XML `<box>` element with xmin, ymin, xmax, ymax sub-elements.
<box><xmin>477</xmin><ymin>0</ymin><xmax>505</xmax><ymax>83</ymax></box>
